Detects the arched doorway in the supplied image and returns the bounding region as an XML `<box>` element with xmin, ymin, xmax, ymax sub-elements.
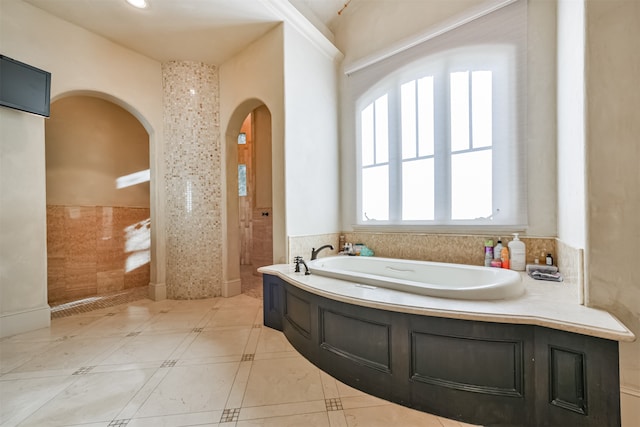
<box><xmin>45</xmin><ymin>94</ymin><xmax>152</xmax><ymax>312</ymax></box>
<box><xmin>237</xmin><ymin>106</ymin><xmax>273</xmax><ymax>298</ymax></box>
<box><xmin>223</xmin><ymin>100</ymin><xmax>274</xmax><ymax>298</ymax></box>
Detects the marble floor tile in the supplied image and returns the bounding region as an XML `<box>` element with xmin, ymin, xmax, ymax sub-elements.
<box><xmin>235</xmin><ymin>412</ymin><xmax>330</xmax><ymax>427</ymax></box>
<box><xmin>16</xmin><ymin>369</ymin><xmax>156</xmax><ymax>427</ymax></box>
<box><xmin>127</xmin><ymin>411</ymin><xmax>223</xmax><ymax>427</ymax></box>
<box><xmin>343</xmin><ymin>404</ymin><xmax>444</xmax><ymax>427</ymax></box>
<box><xmin>206</xmin><ymin>306</ymin><xmax>261</xmax><ymax>328</ymax></box>
<box><xmin>179</xmin><ymin>327</ymin><xmax>251</xmax><ymax>360</ymax></box>
<box><xmin>5</xmin><ymin>314</ymin><xmax>103</xmax><ymax>342</ymax></box>
<box><xmin>112</xmin><ymin>366</ymin><xmax>172</xmax><ymax>419</ymax></box>
<box><xmin>10</xmin><ymin>336</ymin><xmax>125</xmax><ymax>373</ymax></box>
<box><xmin>439</xmin><ymin>416</ymin><xmax>482</xmax><ymax>427</ymax></box>
<box><xmin>320</xmin><ymin>371</ymin><xmax>341</xmax><ymax>399</ymax></box>
<box><xmin>225</xmin><ymin>360</ymin><xmax>253</xmax><ymax>409</ymax></box>
<box><xmin>243</xmin><ymin>327</ymin><xmax>262</xmax><ymax>355</ymax></box>
<box><xmin>123</xmin><ymin>298</ymin><xmax>182</xmax><ymax>314</ymax></box>
<box><xmin>340</xmin><ymin>394</ymin><xmax>392</xmax><ymax>410</ymax></box>
<box><xmin>254</xmin><ymin>325</ymin><xmax>296</xmax><ymax>355</ymax></box>
<box><xmin>242</xmin><ymin>356</ymin><xmax>324</xmax><ymax>407</ymax></box>
<box><xmin>97</xmin><ymin>332</ymin><xmax>188</xmax><ymax>365</ymax></box>
<box><xmin>336</xmin><ymin>380</ymin><xmax>369</xmax><ymax>398</ymax></box>
<box><xmin>215</xmin><ymin>293</ymin><xmax>262</xmax><ymax>309</ymax></box>
<box><xmin>327</xmin><ymin>410</ymin><xmax>349</xmax><ymax>427</ymax></box>
<box><xmin>141</xmin><ymin>311</ymin><xmax>210</xmax><ymax>333</ymax></box>
<box><xmin>0</xmin><ymin>288</ymin><xmax>480</xmax><ymax>427</ymax></box>
<box><xmin>73</xmin><ymin>313</ymin><xmax>154</xmax><ymax>337</ymax></box>
<box><xmin>167</xmin><ymin>298</ymin><xmax>222</xmax><ymax>311</ymax></box>
<box><xmin>238</xmin><ymin>400</ymin><xmax>327</xmax><ymax>421</ymax></box>
<box><xmin>0</xmin><ymin>375</ymin><xmax>75</xmax><ymax>426</ymax></box>
<box><xmin>134</xmin><ymin>362</ymin><xmax>239</xmax><ymax>417</ymax></box>
<box><xmin>0</xmin><ymin>340</ymin><xmax>57</xmax><ymax>374</ymax></box>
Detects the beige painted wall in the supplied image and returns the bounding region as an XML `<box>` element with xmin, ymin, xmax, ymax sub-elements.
<box><xmin>0</xmin><ymin>108</ymin><xmax>50</xmax><ymax>336</ymax></box>
<box><xmin>46</xmin><ymin>96</ymin><xmax>150</xmax><ymax>208</ymax></box>
<box><xmin>334</xmin><ymin>0</ymin><xmax>483</xmax><ymax>67</ymax></box>
<box><xmin>283</xmin><ymin>22</ymin><xmax>341</xmax><ymax>237</ymax></box>
<box><xmin>220</xmin><ymin>20</ymin><xmax>340</xmax><ymax>281</ymax></box>
<box><xmin>584</xmin><ymin>0</ymin><xmax>640</xmax><ymax>420</ymax></box>
<box><xmin>220</xmin><ymin>24</ymin><xmax>286</xmax><ymax>295</ymax></box>
<box><xmin>0</xmin><ymin>0</ymin><xmax>163</xmax><ymax>337</ymax></box>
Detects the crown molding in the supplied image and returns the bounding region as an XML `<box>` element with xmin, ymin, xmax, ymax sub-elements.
<box><xmin>260</xmin><ymin>0</ymin><xmax>343</xmax><ymax>61</ymax></box>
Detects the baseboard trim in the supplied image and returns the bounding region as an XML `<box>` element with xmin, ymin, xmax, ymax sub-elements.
<box><xmin>621</xmin><ymin>386</ymin><xmax>640</xmax><ymax>427</ymax></box>
<box><xmin>0</xmin><ymin>305</ymin><xmax>51</xmax><ymax>338</ymax></box>
<box><xmin>223</xmin><ymin>279</ymin><xmax>242</xmax><ymax>297</ymax></box>
<box><xmin>148</xmin><ymin>282</ymin><xmax>166</xmax><ymax>301</ymax></box>
<box><xmin>621</xmin><ymin>386</ymin><xmax>640</xmax><ymax>398</ymax></box>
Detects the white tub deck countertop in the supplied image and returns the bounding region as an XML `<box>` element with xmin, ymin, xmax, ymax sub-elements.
<box><xmin>258</xmin><ymin>264</ymin><xmax>635</xmax><ymax>343</ymax></box>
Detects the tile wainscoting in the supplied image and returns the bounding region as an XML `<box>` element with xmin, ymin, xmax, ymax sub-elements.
<box><xmin>46</xmin><ymin>205</ymin><xmax>150</xmax><ymax>304</ymax></box>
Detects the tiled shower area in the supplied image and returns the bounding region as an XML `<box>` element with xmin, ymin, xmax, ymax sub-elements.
<box><xmin>44</xmin><ymin>95</ymin><xmax>151</xmax><ymax>305</ymax></box>
<box><xmin>46</xmin><ymin>205</ymin><xmax>151</xmax><ymax>304</ymax></box>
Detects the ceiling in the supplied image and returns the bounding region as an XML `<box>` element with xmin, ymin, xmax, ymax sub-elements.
<box><xmin>23</xmin><ymin>0</ymin><xmax>349</xmax><ymax>65</ymax></box>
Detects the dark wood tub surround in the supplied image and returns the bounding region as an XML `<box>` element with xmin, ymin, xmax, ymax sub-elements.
<box><xmin>263</xmin><ymin>274</ymin><xmax>622</xmax><ymax>427</ymax></box>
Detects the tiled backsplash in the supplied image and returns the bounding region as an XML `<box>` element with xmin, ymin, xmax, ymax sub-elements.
<box><xmin>345</xmin><ymin>232</ymin><xmax>557</xmax><ymax>267</ymax></box>
<box><xmin>290</xmin><ymin>232</ymin><xmax>557</xmax><ymax>267</ymax></box>
<box><xmin>288</xmin><ymin>233</ymin><xmax>341</xmax><ymax>264</ymax></box>
<box><xmin>46</xmin><ymin>205</ymin><xmax>150</xmax><ymax>303</ymax></box>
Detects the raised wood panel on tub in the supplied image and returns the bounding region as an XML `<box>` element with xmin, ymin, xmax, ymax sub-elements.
<box><xmin>262</xmin><ymin>274</ymin><xmax>621</xmax><ymax>427</ymax></box>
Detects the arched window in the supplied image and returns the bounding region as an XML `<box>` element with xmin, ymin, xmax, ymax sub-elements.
<box><xmin>351</xmin><ymin>1</ymin><xmax>526</xmax><ymax>229</ymax></box>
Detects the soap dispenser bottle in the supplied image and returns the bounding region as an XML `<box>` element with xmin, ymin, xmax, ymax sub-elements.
<box><xmin>494</xmin><ymin>238</ymin><xmax>503</xmax><ymax>261</ymax></box>
<box><xmin>508</xmin><ymin>233</ymin><xmax>526</xmax><ymax>271</ymax></box>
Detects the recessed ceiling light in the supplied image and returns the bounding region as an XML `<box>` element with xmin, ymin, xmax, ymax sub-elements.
<box><xmin>126</xmin><ymin>0</ymin><xmax>148</xmax><ymax>9</ymax></box>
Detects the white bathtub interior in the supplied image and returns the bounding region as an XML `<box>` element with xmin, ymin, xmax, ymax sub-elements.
<box><xmin>308</xmin><ymin>256</ymin><xmax>524</xmax><ymax>300</ymax></box>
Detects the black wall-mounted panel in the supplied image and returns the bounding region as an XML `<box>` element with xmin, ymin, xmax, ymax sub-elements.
<box><xmin>320</xmin><ymin>309</ymin><xmax>391</xmax><ymax>372</ymax></box>
<box><xmin>0</xmin><ymin>55</ymin><xmax>51</xmax><ymax>117</ymax></box>
<box><xmin>549</xmin><ymin>346</ymin><xmax>587</xmax><ymax>414</ymax></box>
<box><xmin>411</xmin><ymin>331</ymin><xmax>523</xmax><ymax>397</ymax></box>
<box><xmin>284</xmin><ymin>290</ymin><xmax>311</xmax><ymax>338</ymax></box>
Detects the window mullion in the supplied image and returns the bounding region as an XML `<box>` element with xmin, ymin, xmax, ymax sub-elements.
<box><xmin>434</xmin><ymin>70</ymin><xmax>450</xmax><ymax>222</ymax></box>
<box><xmin>372</xmin><ymin>101</ymin><xmax>377</xmax><ymax>165</ymax></box>
<box><xmin>388</xmin><ymin>87</ymin><xmax>402</xmax><ymax>222</ymax></box>
<box><xmin>414</xmin><ymin>82</ymin><xmax>420</xmax><ymax>158</ymax></box>
<box><xmin>468</xmin><ymin>71</ymin><xmax>474</xmax><ymax>150</ymax></box>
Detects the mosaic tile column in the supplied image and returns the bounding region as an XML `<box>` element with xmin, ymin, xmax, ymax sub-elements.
<box><xmin>163</xmin><ymin>61</ymin><xmax>222</xmax><ymax>299</ymax></box>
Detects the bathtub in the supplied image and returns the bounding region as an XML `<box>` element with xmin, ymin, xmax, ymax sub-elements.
<box><xmin>307</xmin><ymin>256</ymin><xmax>524</xmax><ymax>300</ymax></box>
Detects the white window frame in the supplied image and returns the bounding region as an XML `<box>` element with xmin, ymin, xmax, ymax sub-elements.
<box><xmin>348</xmin><ymin>0</ymin><xmax>527</xmax><ymax>232</ymax></box>
<box><xmin>356</xmin><ymin>46</ymin><xmax>525</xmax><ymax>230</ymax></box>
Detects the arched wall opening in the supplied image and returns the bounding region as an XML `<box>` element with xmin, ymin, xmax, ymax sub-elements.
<box><xmin>223</xmin><ymin>99</ymin><xmax>278</xmax><ymax>297</ymax></box>
<box><xmin>45</xmin><ymin>91</ymin><xmax>155</xmax><ymax>304</ymax></box>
